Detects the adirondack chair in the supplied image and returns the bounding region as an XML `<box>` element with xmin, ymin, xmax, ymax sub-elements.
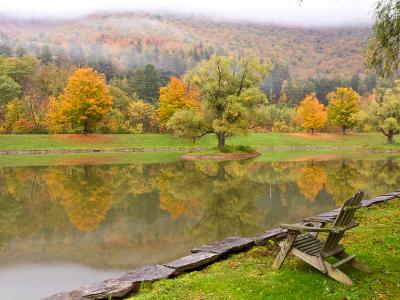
<box><xmin>272</xmin><ymin>191</ymin><xmax>371</xmax><ymax>285</ymax></box>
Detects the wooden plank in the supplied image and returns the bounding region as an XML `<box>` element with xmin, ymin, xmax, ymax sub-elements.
<box><xmin>332</xmin><ymin>255</ymin><xmax>356</xmax><ymax>268</ymax></box>
<box><xmin>334</xmin><ymin>251</ymin><xmax>372</xmax><ymax>273</ymax></box>
<box><xmin>295</xmin><ymin>239</ymin><xmax>319</xmax><ymax>250</ymax></box>
<box><xmin>292</xmin><ymin>248</ymin><xmax>354</xmax><ymax>285</ymax></box>
<box><xmin>300</xmin><ymin>241</ymin><xmax>323</xmax><ymax>252</ymax></box>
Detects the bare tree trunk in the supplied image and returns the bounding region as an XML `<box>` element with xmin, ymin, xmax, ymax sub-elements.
<box><xmin>387</xmin><ymin>129</ymin><xmax>394</xmax><ymax>144</ymax></box>
<box><xmin>217</xmin><ymin>132</ymin><xmax>225</xmax><ymax>151</ymax></box>
<box><xmin>342</xmin><ymin>126</ymin><xmax>346</xmax><ymax>135</ymax></box>
<box><xmin>311</xmin><ymin>128</ymin><xmax>315</xmax><ymax>135</ymax></box>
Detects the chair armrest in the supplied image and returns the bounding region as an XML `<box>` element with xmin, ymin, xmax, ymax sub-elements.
<box><xmin>303</xmin><ymin>217</ymin><xmax>335</xmax><ymax>224</ymax></box>
<box><xmin>281</xmin><ymin>223</ymin><xmax>339</xmax><ymax>233</ymax></box>
<box><xmin>335</xmin><ymin>221</ymin><xmax>359</xmax><ymax>231</ymax></box>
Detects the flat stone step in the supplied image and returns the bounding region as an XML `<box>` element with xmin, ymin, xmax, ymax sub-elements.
<box><xmin>381</xmin><ymin>191</ymin><xmax>400</xmax><ymax>197</ymax></box>
<box><xmin>164</xmin><ymin>252</ymin><xmax>219</xmax><ymax>273</ymax></box>
<box><xmin>362</xmin><ymin>195</ymin><xmax>394</xmax><ymax>207</ymax></box>
<box><xmin>251</xmin><ymin>228</ymin><xmax>287</xmax><ymax>245</ymax></box>
<box><xmin>119</xmin><ymin>264</ymin><xmax>176</xmax><ymax>283</ymax></box>
<box><xmin>191</xmin><ymin>236</ymin><xmax>254</xmax><ymax>255</ymax></box>
<box><xmin>68</xmin><ymin>279</ymin><xmax>136</xmax><ymax>300</ymax></box>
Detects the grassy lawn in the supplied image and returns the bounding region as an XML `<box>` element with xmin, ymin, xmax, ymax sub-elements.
<box><xmin>0</xmin><ymin>133</ymin><xmax>398</xmax><ymax>150</ymax></box>
<box><xmin>130</xmin><ymin>200</ymin><xmax>400</xmax><ymax>300</ymax></box>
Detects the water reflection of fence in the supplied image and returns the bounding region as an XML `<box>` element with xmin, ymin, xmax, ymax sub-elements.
<box><xmin>43</xmin><ymin>191</ymin><xmax>400</xmax><ymax>300</ymax></box>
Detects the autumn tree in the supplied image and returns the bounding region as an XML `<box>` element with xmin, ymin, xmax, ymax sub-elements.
<box><xmin>296</xmin><ymin>93</ymin><xmax>327</xmax><ymax>134</ymax></box>
<box><xmin>364</xmin><ymin>82</ymin><xmax>400</xmax><ymax>144</ymax></box>
<box><xmin>157</xmin><ymin>77</ymin><xmax>200</xmax><ymax>127</ymax></box>
<box><xmin>327</xmin><ymin>87</ymin><xmax>360</xmax><ymax>134</ymax></box>
<box><xmin>168</xmin><ymin>55</ymin><xmax>270</xmax><ymax>150</ymax></box>
<box><xmin>126</xmin><ymin>100</ymin><xmax>158</xmax><ymax>133</ymax></box>
<box><xmin>4</xmin><ymin>99</ymin><xmax>35</xmax><ymax>133</ymax></box>
<box><xmin>47</xmin><ymin>68</ymin><xmax>112</xmax><ymax>133</ymax></box>
<box><xmin>278</xmin><ymin>80</ymin><xmax>288</xmax><ymax>104</ymax></box>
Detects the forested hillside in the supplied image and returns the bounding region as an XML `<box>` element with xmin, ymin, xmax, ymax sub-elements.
<box><xmin>3</xmin><ymin>12</ymin><xmax>396</xmax><ymax>137</ymax></box>
<box><xmin>0</xmin><ymin>12</ymin><xmax>369</xmax><ymax>78</ymax></box>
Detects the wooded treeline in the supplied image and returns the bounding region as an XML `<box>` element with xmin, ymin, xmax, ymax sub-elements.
<box><xmin>0</xmin><ymin>50</ymin><xmax>399</xmax><ymax>143</ymax></box>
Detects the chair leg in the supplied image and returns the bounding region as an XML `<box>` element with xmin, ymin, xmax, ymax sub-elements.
<box><xmin>291</xmin><ymin>248</ymin><xmax>354</xmax><ymax>285</ymax></box>
<box><xmin>324</xmin><ymin>261</ymin><xmax>354</xmax><ymax>285</ymax></box>
<box><xmin>272</xmin><ymin>231</ymin><xmax>297</xmax><ymax>270</ymax></box>
<box><xmin>335</xmin><ymin>251</ymin><xmax>372</xmax><ymax>273</ymax></box>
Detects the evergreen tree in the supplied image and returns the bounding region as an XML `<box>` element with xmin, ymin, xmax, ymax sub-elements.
<box><xmin>38</xmin><ymin>45</ymin><xmax>53</xmax><ymax>65</ymax></box>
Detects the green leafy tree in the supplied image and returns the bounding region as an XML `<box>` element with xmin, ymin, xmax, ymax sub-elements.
<box><xmin>0</xmin><ymin>55</ymin><xmax>38</xmax><ymax>92</ymax></box>
<box><xmin>327</xmin><ymin>87</ymin><xmax>360</xmax><ymax>134</ymax></box>
<box><xmin>365</xmin><ymin>82</ymin><xmax>400</xmax><ymax>143</ymax></box>
<box><xmin>0</xmin><ymin>75</ymin><xmax>21</xmax><ymax>104</ymax></box>
<box><xmin>168</xmin><ymin>55</ymin><xmax>270</xmax><ymax>150</ymax></box>
<box><xmin>366</xmin><ymin>0</ymin><xmax>400</xmax><ymax>77</ymax></box>
<box><xmin>261</xmin><ymin>104</ymin><xmax>296</xmax><ymax>132</ymax></box>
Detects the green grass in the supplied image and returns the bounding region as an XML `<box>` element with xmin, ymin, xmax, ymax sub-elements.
<box><xmin>129</xmin><ymin>200</ymin><xmax>400</xmax><ymax>299</ymax></box>
<box><xmin>0</xmin><ymin>133</ymin><xmax>399</xmax><ymax>151</ymax></box>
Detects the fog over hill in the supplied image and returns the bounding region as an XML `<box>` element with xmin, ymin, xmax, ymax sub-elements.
<box><xmin>0</xmin><ymin>12</ymin><xmax>370</xmax><ymax>78</ymax></box>
<box><xmin>0</xmin><ymin>0</ymin><xmax>375</xmax><ymax>26</ymax></box>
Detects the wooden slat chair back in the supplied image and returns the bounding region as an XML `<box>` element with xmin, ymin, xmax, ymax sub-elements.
<box><xmin>321</xmin><ymin>191</ymin><xmax>364</xmax><ymax>256</ymax></box>
<box><xmin>272</xmin><ymin>191</ymin><xmax>371</xmax><ymax>285</ymax></box>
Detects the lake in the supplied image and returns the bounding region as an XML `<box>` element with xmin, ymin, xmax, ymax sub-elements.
<box><xmin>1</xmin><ymin>152</ymin><xmax>399</xmax><ymax>299</ymax></box>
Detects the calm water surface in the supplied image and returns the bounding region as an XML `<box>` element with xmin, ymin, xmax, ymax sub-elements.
<box><xmin>1</xmin><ymin>154</ymin><xmax>399</xmax><ymax>299</ymax></box>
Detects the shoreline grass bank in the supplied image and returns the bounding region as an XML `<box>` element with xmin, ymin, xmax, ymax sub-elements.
<box><xmin>129</xmin><ymin>200</ymin><xmax>400</xmax><ymax>299</ymax></box>
<box><xmin>0</xmin><ymin>133</ymin><xmax>399</xmax><ymax>152</ymax></box>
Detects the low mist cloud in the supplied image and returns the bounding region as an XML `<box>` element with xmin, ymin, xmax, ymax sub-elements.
<box><xmin>0</xmin><ymin>0</ymin><xmax>376</xmax><ymax>26</ymax></box>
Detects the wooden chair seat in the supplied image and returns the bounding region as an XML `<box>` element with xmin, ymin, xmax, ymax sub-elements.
<box><xmin>292</xmin><ymin>234</ymin><xmax>324</xmax><ymax>256</ymax></box>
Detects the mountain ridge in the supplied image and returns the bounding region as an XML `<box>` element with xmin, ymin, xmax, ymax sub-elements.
<box><xmin>0</xmin><ymin>12</ymin><xmax>371</xmax><ymax>78</ymax></box>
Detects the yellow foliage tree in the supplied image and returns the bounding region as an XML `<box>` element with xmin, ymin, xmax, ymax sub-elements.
<box><xmin>296</xmin><ymin>93</ymin><xmax>327</xmax><ymax>134</ymax></box>
<box><xmin>157</xmin><ymin>77</ymin><xmax>200</xmax><ymax>127</ymax></box>
<box><xmin>126</xmin><ymin>100</ymin><xmax>158</xmax><ymax>133</ymax></box>
<box><xmin>47</xmin><ymin>68</ymin><xmax>112</xmax><ymax>133</ymax></box>
<box><xmin>327</xmin><ymin>87</ymin><xmax>360</xmax><ymax>134</ymax></box>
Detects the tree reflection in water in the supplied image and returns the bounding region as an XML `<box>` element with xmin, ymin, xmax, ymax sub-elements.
<box><xmin>0</xmin><ymin>156</ymin><xmax>399</xmax><ymax>269</ymax></box>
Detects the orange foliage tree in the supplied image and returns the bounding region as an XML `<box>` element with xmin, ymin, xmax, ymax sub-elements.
<box><xmin>47</xmin><ymin>68</ymin><xmax>112</xmax><ymax>133</ymax></box>
<box><xmin>296</xmin><ymin>93</ymin><xmax>327</xmax><ymax>134</ymax></box>
<box><xmin>157</xmin><ymin>77</ymin><xmax>200</xmax><ymax>128</ymax></box>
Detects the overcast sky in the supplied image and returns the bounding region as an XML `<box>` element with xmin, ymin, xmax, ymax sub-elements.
<box><xmin>0</xmin><ymin>0</ymin><xmax>378</xmax><ymax>26</ymax></box>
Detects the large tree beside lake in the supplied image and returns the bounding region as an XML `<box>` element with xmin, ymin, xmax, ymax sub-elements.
<box><xmin>167</xmin><ymin>55</ymin><xmax>270</xmax><ymax>150</ymax></box>
<box><xmin>365</xmin><ymin>82</ymin><xmax>400</xmax><ymax>144</ymax></box>
<box><xmin>47</xmin><ymin>68</ymin><xmax>112</xmax><ymax>133</ymax></box>
<box><xmin>367</xmin><ymin>0</ymin><xmax>400</xmax><ymax>77</ymax></box>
